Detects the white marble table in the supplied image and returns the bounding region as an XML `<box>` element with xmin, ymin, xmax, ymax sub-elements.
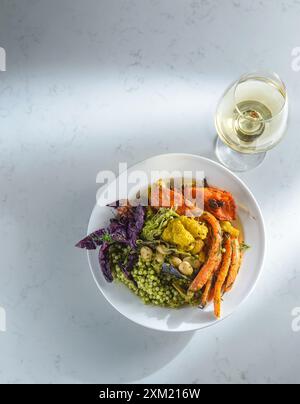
<box><xmin>1</xmin><ymin>0</ymin><xmax>300</xmax><ymax>384</ymax></box>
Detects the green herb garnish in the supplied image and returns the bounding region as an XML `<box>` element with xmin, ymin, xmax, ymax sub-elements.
<box><xmin>240</xmin><ymin>242</ymin><xmax>250</xmax><ymax>252</ymax></box>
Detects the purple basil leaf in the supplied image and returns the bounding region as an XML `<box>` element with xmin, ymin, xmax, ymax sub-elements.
<box><xmin>108</xmin><ymin>205</ymin><xmax>146</xmax><ymax>248</ymax></box>
<box><xmin>127</xmin><ymin>205</ymin><xmax>146</xmax><ymax>248</ymax></box>
<box><xmin>108</xmin><ymin>219</ymin><xmax>128</xmax><ymax>244</ymax></box>
<box><xmin>75</xmin><ymin>237</ymin><xmax>97</xmax><ymax>250</ymax></box>
<box><xmin>75</xmin><ymin>228</ymin><xmax>107</xmax><ymax>250</ymax></box>
<box><xmin>119</xmin><ymin>253</ymin><xmax>138</xmax><ymax>286</ymax></box>
<box><xmin>134</xmin><ymin>205</ymin><xmax>146</xmax><ymax>233</ymax></box>
<box><xmin>126</xmin><ymin>253</ymin><xmax>137</xmax><ymax>272</ymax></box>
<box><xmin>99</xmin><ymin>242</ymin><xmax>113</xmax><ymax>283</ymax></box>
<box><xmin>119</xmin><ymin>262</ymin><xmax>131</xmax><ymax>279</ymax></box>
<box><xmin>76</xmin><ymin>205</ymin><xmax>145</xmax><ymax>283</ymax></box>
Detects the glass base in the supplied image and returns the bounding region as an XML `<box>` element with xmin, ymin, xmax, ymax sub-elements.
<box><xmin>215</xmin><ymin>137</ymin><xmax>266</xmax><ymax>172</ymax></box>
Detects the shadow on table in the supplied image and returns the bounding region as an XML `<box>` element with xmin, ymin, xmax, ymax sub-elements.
<box><xmin>55</xmin><ymin>297</ymin><xmax>195</xmax><ymax>383</ymax></box>
<box><xmin>40</xmin><ymin>161</ymin><xmax>198</xmax><ymax>383</ymax></box>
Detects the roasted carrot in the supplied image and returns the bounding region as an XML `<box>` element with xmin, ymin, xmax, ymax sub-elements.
<box><xmin>204</xmin><ymin>253</ymin><xmax>223</xmax><ymax>306</ymax></box>
<box><xmin>224</xmin><ymin>237</ymin><xmax>241</xmax><ymax>293</ymax></box>
<box><xmin>214</xmin><ymin>236</ymin><xmax>232</xmax><ymax>318</ymax></box>
<box><xmin>150</xmin><ymin>183</ymin><xmax>184</xmax><ymax>208</ymax></box>
<box><xmin>201</xmin><ymin>253</ymin><xmax>223</xmax><ymax>308</ymax></box>
<box><xmin>188</xmin><ymin>212</ymin><xmax>222</xmax><ymax>292</ymax></box>
<box><xmin>185</xmin><ymin>186</ymin><xmax>236</xmax><ymax>221</ymax></box>
<box><xmin>150</xmin><ymin>182</ymin><xmax>197</xmax><ymax>216</ymax></box>
<box><xmin>208</xmin><ymin>283</ymin><xmax>216</xmax><ymax>303</ymax></box>
<box><xmin>200</xmin><ymin>276</ymin><xmax>213</xmax><ymax>308</ymax></box>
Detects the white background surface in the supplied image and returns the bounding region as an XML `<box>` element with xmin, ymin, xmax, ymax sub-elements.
<box><xmin>0</xmin><ymin>0</ymin><xmax>300</xmax><ymax>384</ymax></box>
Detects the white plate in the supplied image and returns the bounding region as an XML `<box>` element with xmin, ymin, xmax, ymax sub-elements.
<box><xmin>87</xmin><ymin>154</ymin><xmax>265</xmax><ymax>332</ymax></box>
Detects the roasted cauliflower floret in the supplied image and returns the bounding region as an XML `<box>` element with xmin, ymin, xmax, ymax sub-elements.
<box><xmin>162</xmin><ymin>219</ymin><xmax>195</xmax><ymax>249</ymax></box>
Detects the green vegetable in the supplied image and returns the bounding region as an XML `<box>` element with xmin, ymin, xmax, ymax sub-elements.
<box><xmin>101</xmin><ymin>232</ymin><xmax>113</xmax><ymax>243</ymax></box>
<box><xmin>172</xmin><ymin>281</ymin><xmax>191</xmax><ymax>301</ymax></box>
<box><xmin>110</xmin><ymin>244</ymin><xmax>188</xmax><ymax>308</ymax></box>
<box><xmin>240</xmin><ymin>242</ymin><xmax>251</xmax><ymax>252</ymax></box>
<box><xmin>141</xmin><ymin>208</ymin><xmax>179</xmax><ymax>241</ymax></box>
<box><xmin>137</xmin><ymin>239</ymin><xmax>193</xmax><ymax>257</ymax></box>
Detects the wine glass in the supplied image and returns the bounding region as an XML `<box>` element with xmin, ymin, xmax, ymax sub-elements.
<box><xmin>215</xmin><ymin>72</ymin><xmax>288</xmax><ymax>172</ymax></box>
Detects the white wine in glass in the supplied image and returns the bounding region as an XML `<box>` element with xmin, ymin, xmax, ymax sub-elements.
<box><xmin>215</xmin><ymin>72</ymin><xmax>288</xmax><ymax>171</ymax></box>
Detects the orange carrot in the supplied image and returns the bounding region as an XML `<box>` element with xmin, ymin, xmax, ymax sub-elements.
<box><xmin>185</xmin><ymin>186</ymin><xmax>237</xmax><ymax>221</ymax></box>
<box><xmin>188</xmin><ymin>212</ymin><xmax>222</xmax><ymax>292</ymax></box>
<box><xmin>224</xmin><ymin>237</ymin><xmax>241</xmax><ymax>293</ymax></box>
<box><xmin>200</xmin><ymin>276</ymin><xmax>213</xmax><ymax>308</ymax></box>
<box><xmin>214</xmin><ymin>236</ymin><xmax>232</xmax><ymax>318</ymax></box>
<box><xmin>208</xmin><ymin>284</ymin><xmax>216</xmax><ymax>303</ymax></box>
<box><xmin>201</xmin><ymin>252</ymin><xmax>223</xmax><ymax>308</ymax></box>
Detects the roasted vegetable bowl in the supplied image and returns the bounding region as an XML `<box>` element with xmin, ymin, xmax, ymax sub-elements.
<box><xmin>76</xmin><ymin>154</ymin><xmax>266</xmax><ymax>331</ymax></box>
<box><xmin>76</xmin><ymin>178</ymin><xmax>249</xmax><ymax>319</ymax></box>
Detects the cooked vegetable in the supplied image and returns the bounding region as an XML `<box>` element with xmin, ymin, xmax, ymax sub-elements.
<box><xmin>240</xmin><ymin>242</ymin><xmax>251</xmax><ymax>252</ymax></box>
<box><xmin>110</xmin><ymin>204</ymin><xmax>146</xmax><ymax>248</ymax></box>
<box><xmin>99</xmin><ymin>242</ymin><xmax>113</xmax><ymax>282</ymax></box>
<box><xmin>188</xmin><ymin>212</ymin><xmax>222</xmax><ymax>292</ymax></box>
<box><xmin>141</xmin><ymin>208</ymin><xmax>178</xmax><ymax>241</ymax></box>
<box><xmin>162</xmin><ymin>219</ymin><xmax>195</xmax><ymax>250</ymax></box>
<box><xmin>140</xmin><ymin>246</ymin><xmax>153</xmax><ymax>261</ymax></box>
<box><xmin>150</xmin><ymin>182</ymin><xmax>184</xmax><ymax>209</ymax></box>
<box><xmin>224</xmin><ymin>237</ymin><xmax>241</xmax><ymax>292</ymax></box>
<box><xmin>155</xmin><ymin>253</ymin><xmax>165</xmax><ymax>264</ymax></box>
<box><xmin>76</xmin><ymin>204</ymin><xmax>146</xmax><ymax>282</ymax></box>
<box><xmin>161</xmin><ymin>263</ymin><xmax>188</xmax><ymax>280</ymax></box>
<box><xmin>208</xmin><ymin>283</ymin><xmax>215</xmax><ymax>303</ymax></box>
<box><xmin>178</xmin><ymin>261</ymin><xmax>193</xmax><ymax>276</ymax></box>
<box><xmin>169</xmin><ymin>256</ymin><xmax>182</xmax><ymax>267</ymax></box>
<box><xmin>172</xmin><ymin>281</ymin><xmax>191</xmax><ymax>301</ymax></box>
<box><xmin>119</xmin><ymin>253</ymin><xmax>138</xmax><ymax>284</ymax></box>
<box><xmin>76</xmin><ymin>228</ymin><xmax>109</xmax><ymax>250</ymax></box>
<box><xmin>204</xmin><ymin>187</ymin><xmax>236</xmax><ymax>221</ymax></box>
<box><xmin>184</xmin><ymin>186</ymin><xmax>237</xmax><ymax>221</ymax></box>
<box><xmin>200</xmin><ymin>275</ymin><xmax>213</xmax><ymax>308</ymax></box>
<box><xmin>138</xmin><ymin>239</ymin><xmax>193</xmax><ymax>257</ymax></box>
<box><xmin>191</xmin><ymin>238</ymin><xmax>205</xmax><ymax>254</ymax></box>
<box><xmin>77</xmin><ymin>204</ymin><xmax>145</xmax><ymax>250</ymax></box>
<box><xmin>198</xmin><ymin>251</ymin><xmax>206</xmax><ymax>263</ymax></box>
<box><xmin>220</xmin><ymin>221</ymin><xmax>240</xmax><ymax>238</ymax></box>
<box><xmin>76</xmin><ymin>179</ymin><xmax>248</xmax><ymax>318</ymax></box>
<box><xmin>183</xmin><ymin>256</ymin><xmax>201</xmax><ymax>270</ymax></box>
<box><xmin>127</xmin><ymin>205</ymin><xmax>146</xmax><ymax>247</ymax></box>
<box><xmin>179</xmin><ymin>216</ymin><xmax>208</xmax><ymax>240</ymax></box>
<box><xmin>214</xmin><ymin>236</ymin><xmax>232</xmax><ymax>318</ymax></box>
<box><xmin>150</xmin><ymin>181</ymin><xmax>201</xmax><ymax>216</ymax></box>
<box><xmin>162</xmin><ymin>216</ymin><xmax>208</xmax><ymax>251</ymax></box>
<box><xmin>156</xmin><ymin>244</ymin><xmax>169</xmax><ymax>255</ymax></box>
<box><xmin>113</xmin><ymin>252</ymin><xmax>187</xmax><ymax>308</ymax></box>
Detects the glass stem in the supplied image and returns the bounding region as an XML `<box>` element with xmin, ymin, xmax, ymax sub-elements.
<box><xmin>215</xmin><ymin>137</ymin><xmax>266</xmax><ymax>172</ymax></box>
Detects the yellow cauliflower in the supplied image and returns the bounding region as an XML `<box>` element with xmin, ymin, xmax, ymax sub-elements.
<box><xmin>162</xmin><ymin>219</ymin><xmax>195</xmax><ymax>249</ymax></box>
<box><xmin>179</xmin><ymin>216</ymin><xmax>208</xmax><ymax>240</ymax></box>
<box><xmin>162</xmin><ymin>216</ymin><xmax>208</xmax><ymax>250</ymax></box>
<box><xmin>220</xmin><ymin>221</ymin><xmax>240</xmax><ymax>238</ymax></box>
